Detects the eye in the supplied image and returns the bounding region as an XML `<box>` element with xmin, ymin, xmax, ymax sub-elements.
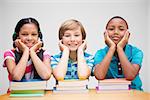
<box><xmin>119</xmin><ymin>28</ymin><xmax>125</xmax><ymax>31</ymax></box>
<box><xmin>108</xmin><ymin>27</ymin><xmax>114</xmax><ymax>31</ymax></box>
<box><xmin>21</xmin><ymin>33</ymin><xmax>28</xmax><ymax>36</ymax></box>
<box><xmin>32</xmin><ymin>33</ymin><xmax>38</xmax><ymax>36</ymax></box>
<box><xmin>74</xmin><ymin>34</ymin><xmax>80</xmax><ymax>37</ymax></box>
<box><xmin>64</xmin><ymin>34</ymin><xmax>70</xmax><ymax>37</ymax></box>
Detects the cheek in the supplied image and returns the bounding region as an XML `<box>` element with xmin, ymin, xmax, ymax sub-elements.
<box><xmin>120</xmin><ymin>32</ymin><xmax>126</xmax><ymax>37</ymax></box>
<box><xmin>19</xmin><ymin>37</ymin><xmax>26</xmax><ymax>42</ymax></box>
<box><xmin>77</xmin><ymin>40</ymin><xmax>83</xmax><ymax>46</ymax></box>
<box><xmin>34</xmin><ymin>37</ymin><xmax>39</xmax><ymax>41</ymax></box>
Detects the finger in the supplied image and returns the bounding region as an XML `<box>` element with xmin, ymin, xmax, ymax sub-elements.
<box><xmin>125</xmin><ymin>31</ymin><xmax>130</xmax><ymax>40</ymax></box>
<box><xmin>15</xmin><ymin>40</ymin><xmax>19</xmax><ymax>47</ymax></box>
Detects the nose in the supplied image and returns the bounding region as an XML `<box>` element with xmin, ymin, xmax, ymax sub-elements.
<box><xmin>70</xmin><ymin>36</ymin><xmax>75</xmax><ymax>42</ymax></box>
<box><xmin>114</xmin><ymin>29</ymin><xmax>119</xmax><ymax>35</ymax></box>
<box><xmin>27</xmin><ymin>35</ymin><xmax>32</xmax><ymax>40</ymax></box>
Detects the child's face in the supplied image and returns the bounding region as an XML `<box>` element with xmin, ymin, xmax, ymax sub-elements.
<box><xmin>106</xmin><ymin>18</ymin><xmax>128</xmax><ymax>44</ymax></box>
<box><xmin>18</xmin><ymin>23</ymin><xmax>39</xmax><ymax>48</ymax></box>
<box><xmin>62</xmin><ymin>27</ymin><xmax>83</xmax><ymax>51</ymax></box>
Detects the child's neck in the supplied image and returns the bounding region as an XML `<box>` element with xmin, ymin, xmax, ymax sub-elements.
<box><xmin>69</xmin><ymin>51</ymin><xmax>77</xmax><ymax>62</ymax></box>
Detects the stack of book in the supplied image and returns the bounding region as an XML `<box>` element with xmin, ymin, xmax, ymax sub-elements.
<box><xmin>10</xmin><ymin>79</ymin><xmax>47</xmax><ymax>97</ymax></box>
<box><xmin>96</xmin><ymin>78</ymin><xmax>131</xmax><ymax>93</ymax></box>
<box><xmin>53</xmin><ymin>79</ymin><xmax>89</xmax><ymax>93</ymax></box>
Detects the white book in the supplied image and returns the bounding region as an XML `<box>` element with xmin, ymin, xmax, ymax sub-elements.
<box><xmin>58</xmin><ymin>79</ymin><xmax>88</xmax><ymax>87</ymax></box>
<box><xmin>53</xmin><ymin>89</ymin><xmax>89</xmax><ymax>94</ymax></box>
<box><xmin>96</xmin><ymin>84</ymin><xmax>130</xmax><ymax>90</ymax></box>
<box><xmin>10</xmin><ymin>80</ymin><xmax>47</xmax><ymax>90</ymax></box>
<box><xmin>55</xmin><ymin>85</ymin><xmax>88</xmax><ymax>91</ymax></box>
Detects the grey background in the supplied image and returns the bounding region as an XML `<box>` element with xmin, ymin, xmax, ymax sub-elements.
<box><xmin>0</xmin><ymin>0</ymin><xmax>149</xmax><ymax>94</ymax></box>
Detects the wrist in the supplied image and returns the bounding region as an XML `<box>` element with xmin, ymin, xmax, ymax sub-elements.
<box><xmin>29</xmin><ymin>49</ymin><xmax>36</xmax><ymax>55</ymax></box>
<box><xmin>109</xmin><ymin>45</ymin><xmax>116</xmax><ymax>51</ymax></box>
<box><xmin>117</xmin><ymin>46</ymin><xmax>123</xmax><ymax>52</ymax></box>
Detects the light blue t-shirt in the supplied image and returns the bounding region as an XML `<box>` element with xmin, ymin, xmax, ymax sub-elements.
<box><xmin>51</xmin><ymin>52</ymin><xmax>94</xmax><ymax>80</ymax></box>
<box><xmin>94</xmin><ymin>44</ymin><xmax>143</xmax><ymax>90</ymax></box>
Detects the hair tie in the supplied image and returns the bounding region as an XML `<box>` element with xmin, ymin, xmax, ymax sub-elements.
<box><xmin>13</xmin><ymin>32</ymin><xmax>17</xmax><ymax>35</ymax></box>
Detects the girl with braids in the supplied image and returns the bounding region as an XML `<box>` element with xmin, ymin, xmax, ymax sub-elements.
<box><xmin>94</xmin><ymin>16</ymin><xmax>143</xmax><ymax>90</ymax></box>
<box><xmin>3</xmin><ymin>18</ymin><xmax>51</xmax><ymax>85</ymax></box>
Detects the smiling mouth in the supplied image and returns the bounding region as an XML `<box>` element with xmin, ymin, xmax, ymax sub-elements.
<box><xmin>68</xmin><ymin>44</ymin><xmax>78</xmax><ymax>46</ymax></box>
<box><xmin>113</xmin><ymin>38</ymin><xmax>119</xmax><ymax>41</ymax></box>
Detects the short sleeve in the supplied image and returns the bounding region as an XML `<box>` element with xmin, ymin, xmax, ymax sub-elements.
<box><xmin>85</xmin><ymin>53</ymin><xmax>94</xmax><ymax>70</ymax></box>
<box><xmin>131</xmin><ymin>49</ymin><xmax>143</xmax><ymax>67</ymax></box>
<box><xmin>3</xmin><ymin>50</ymin><xmax>15</xmax><ymax>67</ymax></box>
<box><xmin>94</xmin><ymin>49</ymin><xmax>106</xmax><ymax>65</ymax></box>
<box><xmin>50</xmin><ymin>54</ymin><xmax>61</xmax><ymax>69</ymax></box>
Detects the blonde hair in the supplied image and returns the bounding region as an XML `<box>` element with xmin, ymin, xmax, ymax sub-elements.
<box><xmin>59</xmin><ymin>19</ymin><xmax>86</xmax><ymax>40</ymax></box>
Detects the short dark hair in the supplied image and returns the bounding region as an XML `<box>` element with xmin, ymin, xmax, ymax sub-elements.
<box><xmin>106</xmin><ymin>16</ymin><xmax>129</xmax><ymax>29</ymax></box>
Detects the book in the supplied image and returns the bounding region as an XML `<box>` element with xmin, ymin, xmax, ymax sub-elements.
<box><xmin>53</xmin><ymin>79</ymin><xmax>89</xmax><ymax>94</ymax></box>
<box><xmin>53</xmin><ymin>89</ymin><xmax>89</xmax><ymax>94</ymax></box>
<box><xmin>96</xmin><ymin>78</ymin><xmax>131</xmax><ymax>93</ymax></box>
<box><xmin>58</xmin><ymin>79</ymin><xmax>88</xmax><ymax>86</ymax></box>
<box><xmin>10</xmin><ymin>79</ymin><xmax>47</xmax><ymax>90</ymax></box>
<box><xmin>10</xmin><ymin>90</ymin><xmax>45</xmax><ymax>97</ymax></box>
<box><xmin>98</xmin><ymin>78</ymin><xmax>131</xmax><ymax>85</ymax></box>
<box><xmin>96</xmin><ymin>84</ymin><xmax>129</xmax><ymax>90</ymax></box>
<box><xmin>9</xmin><ymin>79</ymin><xmax>47</xmax><ymax>97</ymax></box>
<box><xmin>55</xmin><ymin>85</ymin><xmax>88</xmax><ymax>91</ymax></box>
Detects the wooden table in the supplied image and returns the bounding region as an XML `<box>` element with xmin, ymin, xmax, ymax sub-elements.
<box><xmin>0</xmin><ymin>90</ymin><xmax>149</xmax><ymax>100</ymax></box>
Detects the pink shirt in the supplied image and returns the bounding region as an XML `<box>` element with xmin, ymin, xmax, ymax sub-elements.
<box><xmin>3</xmin><ymin>49</ymin><xmax>50</xmax><ymax>81</ymax></box>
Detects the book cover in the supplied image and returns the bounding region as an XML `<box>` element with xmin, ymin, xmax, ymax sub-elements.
<box><xmin>53</xmin><ymin>87</ymin><xmax>89</xmax><ymax>94</ymax></box>
<box><xmin>10</xmin><ymin>90</ymin><xmax>45</xmax><ymax>97</ymax></box>
<box><xmin>55</xmin><ymin>85</ymin><xmax>88</xmax><ymax>91</ymax></box>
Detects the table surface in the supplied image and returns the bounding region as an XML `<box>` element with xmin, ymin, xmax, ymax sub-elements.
<box><xmin>0</xmin><ymin>89</ymin><xmax>150</xmax><ymax>100</ymax></box>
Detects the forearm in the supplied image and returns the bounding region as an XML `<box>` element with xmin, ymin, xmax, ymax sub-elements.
<box><xmin>30</xmin><ymin>50</ymin><xmax>51</xmax><ymax>80</ymax></box>
<box><xmin>94</xmin><ymin>47</ymin><xmax>115</xmax><ymax>80</ymax></box>
<box><xmin>53</xmin><ymin>49</ymin><xmax>69</xmax><ymax>80</ymax></box>
<box><xmin>77</xmin><ymin>49</ymin><xmax>91</xmax><ymax>79</ymax></box>
<box><xmin>12</xmin><ymin>50</ymin><xmax>29</xmax><ymax>81</ymax></box>
<box><xmin>117</xmin><ymin>47</ymin><xmax>139</xmax><ymax>80</ymax></box>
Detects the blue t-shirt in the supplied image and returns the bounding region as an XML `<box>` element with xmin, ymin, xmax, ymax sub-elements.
<box><xmin>51</xmin><ymin>52</ymin><xmax>94</xmax><ymax>80</ymax></box>
<box><xmin>94</xmin><ymin>44</ymin><xmax>143</xmax><ymax>90</ymax></box>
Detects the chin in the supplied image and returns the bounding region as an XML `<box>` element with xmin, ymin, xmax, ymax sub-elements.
<box><xmin>113</xmin><ymin>40</ymin><xmax>119</xmax><ymax>44</ymax></box>
<box><xmin>69</xmin><ymin>48</ymin><xmax>78</xmax><ymax>51</ymax></box>
<box><xmin>27</xmin><ymin>45</ymin><xmax>33</xmax><ymax>48</ymax></box>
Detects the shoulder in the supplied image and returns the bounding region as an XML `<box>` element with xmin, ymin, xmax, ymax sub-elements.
<box><xmin>84</xmin><ymin>52</ymin><xmax>93</xmax><ymax>57</ymax></box>
<box><xmin>127</xmin><ymin>44</ymin><xmax>143</xmax><ymax>55</ymax></box>
<box><xmin>51</xmin><ymin>52</ymin><xmax>62</xmax><ymax>62</ymax></box>
<box><xmin>84</xmin><ymin>52</ymin><xmax>94</xmax><ymax>60</ymax></box>
<box><xmin>3</xmin><ymin>49</ymin><xmax>15</xmax><ymax>67</ymax></box>
<box><xmin>95</xmin><ymin>46</ymin><xmax>108</xmax><ymax>56</ymax></box>
<box><xmin>4</xmin><ymin>49</ymin><xmax>15</xmax><ymax>58</ymax></box>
